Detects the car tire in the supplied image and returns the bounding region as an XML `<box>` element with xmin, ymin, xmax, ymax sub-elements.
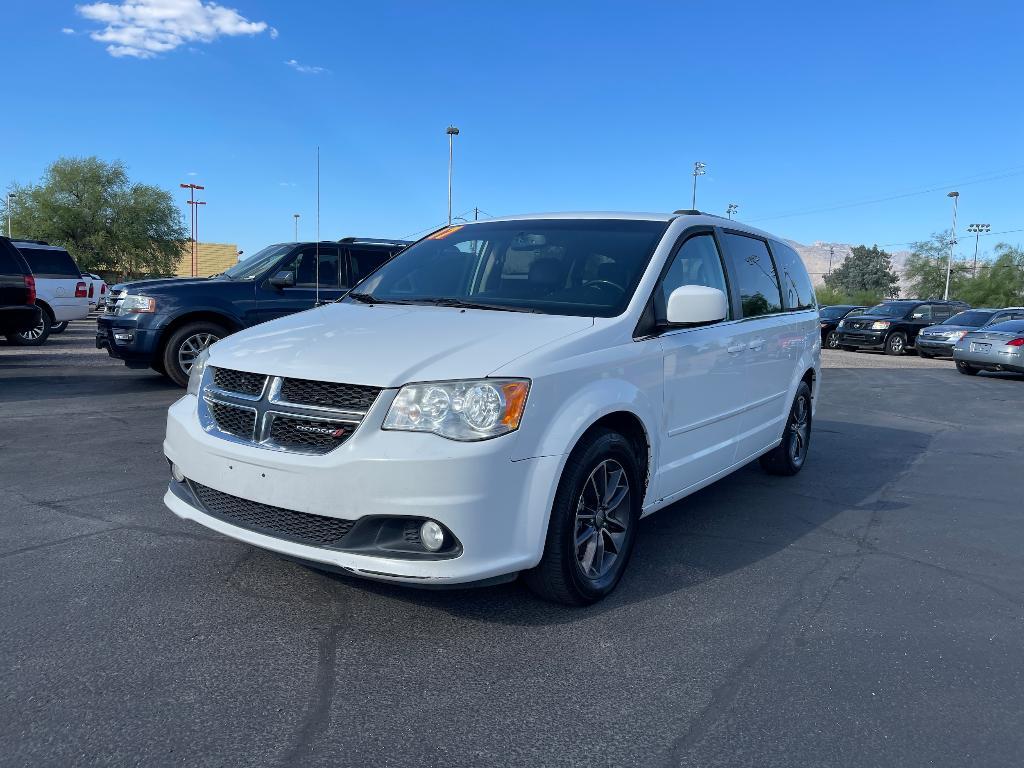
<box><xmin>759</xmin><ymin>381</ymin><xmax>812</xmax><ymax>477</ymax></box>
<box><xmin>6</xmin><ymin>311</ymin><xmax>52</xmax><ymax>346</ymax></box>
<box><xmin>523</xmin><ymin>428</ymin><xmax>641</xmax><ymax>606</ymax></box>
<box><xmin>825</xmin><ymin>331</ymin><xmax>841</xmax><ymax>350</ymax></box>
<box><xmin>161</xmin><ymin>321</ymin><xmax>227</xmax><ymax>387</ymax></box>
<box><xmin>956</xmin><ymin>360</ymin><xmax>980</xmax><ymax>376</ymax></box>
<box><xmin>50</xmin><ymin>321</ymin><xmax>69</xmax><ymax>334</ymax></box>
<box><xmin>885</xmin><ymin>332</ymin><xmax>907</xmax><ymax>356</ymax></box>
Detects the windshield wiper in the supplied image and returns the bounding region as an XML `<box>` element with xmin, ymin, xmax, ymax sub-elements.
<box><xmin>344</xmin><ymin>291</ymin><xmax>419</xmax><ymax>306</ymax></box>
<box><xmin>411</xmin><ymin>297</ymin><xmax>542</xmax><ymax>313</ymax></box>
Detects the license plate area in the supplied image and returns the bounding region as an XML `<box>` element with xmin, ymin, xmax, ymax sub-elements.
<box><xmin>971</xmin><ymin>342</ymin><xmax>991</xmax><ymax>353</ymax></box>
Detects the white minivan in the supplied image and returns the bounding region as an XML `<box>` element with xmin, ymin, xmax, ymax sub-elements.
<box><xmin>163</xmin><ymin>213</ymin><xmax>820</xmax><ymax>604</ymax></box>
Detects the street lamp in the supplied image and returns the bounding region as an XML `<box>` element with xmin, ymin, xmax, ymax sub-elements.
<box><xmin>181</xmin><ymin>183</ymin><xmax>205</xmax><ymax>278</ymax></box>
<box><xmin>446</xmin><ymin>125</ymin><xmax>460</xmax><ymax>226</ymax></box>
<box><xmin>5</xmin><ymin>191</ymin><xmax>15</xmax><ymax>238</ymax></box>
<box><xmin>691</xmin><ymin>162</ymin><xmax>706</xmax><ymax>210</ymax></box>
<box><xmin>293</xmin><ymin>213</ymin><xmax>301</xmax><ymax>242</ymax></box>
<box><xmin>726</xmin><ymin>203</ymin><xmax>738</xmax><ymax>220</ymax></box>
<box><xmin>943</xmin><ymin>191</ymin><xmax>959</xmax><ymax>300</ymax></box>
<box><xmin>966</xmin><ymin>223</ymin><xmax>990</xmax><ymax>277</ymax></box>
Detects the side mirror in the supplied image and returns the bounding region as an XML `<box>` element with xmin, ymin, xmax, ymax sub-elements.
<box><xmin>665</xmin><ymin>285</ymin><xmax>728</xmax><ymax>326</ymax></box>
<box><xmin>270</xmin><ymin>270</ymin><xmax>295</xmax><ymax>288</ymax></box>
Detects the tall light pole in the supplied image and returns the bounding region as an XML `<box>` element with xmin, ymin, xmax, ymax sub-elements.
<box><xmin>726</xmin><ymin>203</ymin><xmax>738</xmax><ymax>220</ymax></box>
<box><xmin>943</xmin><ymin>191</ymin><xmax>959</xmax><ymax>300</ymax></box>
<box><xmin>966</xmin><ymin>223</ymin><xmax>990</xmax><ymax>277</ymax></box>
<box><xmin>827</xmin><ymin>245</ymin><xmax>835</xmax><ymax>278</ymax></box>
<box><xmin>446</xmin><ymin>125</ymin><xmax>460</xmax><ymax>225</ymax></box>
<box><xmin>181</xmin><ymin>183</ymin><xmax>205</xmax><ymax>278</ymax></box>
<box><xmin>293</xmin><ymin>213</ymin><xmax>300</xmax><ymax>242</ymax></box>
<box><xmin>691</xmin><ymin>162</ymin><xmax>706</xmax><ymax>210</ymax></box>
<box><xmin>5</xmin><ymin>192</ymin><xmax>15</xmax><ymax>238</ymax></box>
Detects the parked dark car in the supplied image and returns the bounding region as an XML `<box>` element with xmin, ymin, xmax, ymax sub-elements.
<box><xmin>835</xmin><ymin>299</ymin><xmax>970</xmax><ymax>355</ymax></box>
<box><xmin>0</xmin><ymin>236</ymin><xmax>42</xmax><ymax>339</ymax></box>
<box><xmin>818</xmin><ymin>304</ymin><xmax>865</xmax><ymax>349</ymax></box>
<box><xmin>97</xmin><ymin>237</ymin><xmax>409</xmax><ymax>386</ymax></box>
<box><xmin>953</xmin><ymin>319</ymin><xmax>1024</xmax><ymax>376</ymax></box>
<box><xmin>916</xmin><ymin>307</ymin><xmax>1024</xmax><ymax>358</ymax></box>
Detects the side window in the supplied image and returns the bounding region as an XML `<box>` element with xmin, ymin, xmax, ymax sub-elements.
<box><xmin>280</xmin><ymin>246</ymin><xmax>340</xmax><ymax>288</ymax></box>
<box><xmin>348</xmin><ymin>248</ymin><xmax>390</xmax><ymax>286</ymax></box>
<box><xmin>721</xmin><ymin>232</ymin><xmax>783</xmax><ymax>318</ymax></box>
<box><xmin>770</xmin><ymin>240</ymin><xmax>815</xmax><ymax>310</ymax></box>
<box><xmin>0</xmin><ymin>243</ymin><xmax>19</xmax><ymax>273</ymax></box>
<box><xmin>931</xmin><ymin>305</ymin><xmax>953</xmax><ymax>322</ymax></box>
<box><xmin>657</xmin><ymin>233</ymin><xmax>729</xmax><ymax>321</ymax></box>
<box><xmin>909</xmin><ymin>304</ymin><xmax>932</xmax><ymax>321</ymax></box>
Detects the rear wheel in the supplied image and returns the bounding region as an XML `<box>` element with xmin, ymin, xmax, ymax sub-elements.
<box><xmin>825</xmin><ymin>331</ymin><xmax>841</xmax><ymax>349</ymax></box>
<box><xmin>956</xmin><ymin>360</ymin><xmax>980</xmax><ymax>376</ymax></box>
<box><xmin>50</xmin><ymin>321</ymin><xmax>69</xmax><ymax>334</ymax></box>
<box><xmin>6</xmin><ymin>311</ymin><xmax>51</xmax><ymax>346</ymax></box>
<box><xmin>524</xmin><ymin>429</ymin><xmax>641</xmax><ymax>606</ymax></box>
<box><xmin>759</xmin><ymin>382</ymin><xmax>812</xmax><ymax>476</ymax></box>
<box><xmin>160</xmin><ymin>321</ymin><xmax>226</xmax><ymax>387</ymax></box>
<box><xmin>885</xmin><ymin>332</ymin><xmax>907</xmax><ymax>356</ymax></box>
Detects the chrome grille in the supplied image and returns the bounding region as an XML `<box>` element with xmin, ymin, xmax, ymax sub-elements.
<box><xmin>280</xmin><ymin>377</ymin><xmax>381</xmax><ymax>411</ymax></box>
<box><xmin>208</xmin><ymin>400</ymin><xmax>256</xmax><ymax>439</ymax></box>
<box><xmin>213</xmin><ymin>367</ymin><xmax>266</xmax><ymax>397</ymax></box>
<box><xmin>199</xmin><ymin>369</ymin><xmax>374</xmax><ymax>455</ymax></box>
<box><xmin>189</xmin><ymin>481</ymin><xmax>354</xmax><ymax>547</ymax></box>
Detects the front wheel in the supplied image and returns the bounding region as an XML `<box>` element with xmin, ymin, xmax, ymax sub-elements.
<box><xmin>759</xmin><ymin>381</ymin><xmax>812</xmax><ymax>476</ymax></box>
<box><xmin>6</xmin><ymin>311</ymin><xmax>51</xmax><ymax>346</ymax></box>
<box><xmin>885</xmin><ymin>332</ymin><xmax>907</xmax><ymax>356</ymax></box>
<box><xmin>956</xmin><ymin>360</ymin><xmax>980</xmax><ymax>376</ymax></box>
<box><xmin>524</xmin><ymin>429</ymin><xmax>641</xmax><ymax>606</ymax></box>
<box><xmin>160</xmin><ymin>321</ymin><xmax>227</xmax><ymax>387</ymax></box>
<box><xmin>825</xmin><ymin>331</ymin><xmax>841</xmax><ymax>350</ymax></box>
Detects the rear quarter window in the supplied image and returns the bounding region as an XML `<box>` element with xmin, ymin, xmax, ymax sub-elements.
<box><xmin>17</xmin><ymin>246</ymin><xmax>82</xmax><ymax>278</ymax></box>
<box><xmin>720</xmin><ymin>232</ymin><xmax>783</xmax><ymax>318</ymax></box>
<box><xmin>770</xmin><ymin>240</ymin><xmax>816</xmax><ymax>311</ymax></box>
<box><xmin>0</xmin><ymin>241</ymin><xmax>25</xmax><ymax>274</ymax></box>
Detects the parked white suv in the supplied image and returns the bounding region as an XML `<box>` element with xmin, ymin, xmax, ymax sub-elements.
<box><xmin>7</xmin><ymin>241</ymin><xmax>90</xmax><ymax>345</ymax></box>
<box><xmin>163</xmin><ymin>213</ymin><xmax>821</xmax><ymax>604</ymax></box>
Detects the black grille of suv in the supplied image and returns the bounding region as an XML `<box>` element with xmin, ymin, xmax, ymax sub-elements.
<box><xmin>208</xmin><ymin>400</ymin><xmax>256</xmax><ymax>439</ymax></box>
<box><xmin>269</xmin><ymin>416</ymin><xmax>354</xmax><ymax>453</ymax></box>
<box><xmin>280</xmin><ymin>377</ymin><xmax>381</xmax><ymax>411</ymax></box>
<box><xmin>189</xmin><ymin>481</ymin><xmax>355</xmax><ymax>548</ymax></box>
<box><xmin>212</xmin><ymin>367</ymin><xmax>267</xmax><ymax>397</ymax></box>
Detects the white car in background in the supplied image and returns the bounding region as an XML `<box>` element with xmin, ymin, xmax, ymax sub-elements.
<box><xmin>6</xmin><ymin>241</ymin><xmax>89</xmax><ymax>345</ymax></box>
<box><xmin>164</xmin><ymin>212</ymin><xmax>821</xmax><ymax>604</ymax></box>
<box><xmin>81</xmin><ymin>272</ymin><xmax>108</xmax><ymax>312</ymax></box>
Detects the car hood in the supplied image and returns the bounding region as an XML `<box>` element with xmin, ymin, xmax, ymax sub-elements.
<box><xmin>207</xmin><ymin>302</ymin><xmax>595</xmax><ymax>387</ymax></box>
<box><xmin>113</xmin><ymin>276</ymin><xmax>229</xmax><ymax>293</ymax></box>
<box><xmin>921</xmin><ymin>324</ymin><xmax>973</xmax><ymax>335</ymax></box>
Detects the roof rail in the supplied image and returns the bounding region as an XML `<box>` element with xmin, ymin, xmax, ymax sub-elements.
<box><xmin>672</xmin><ymin>209</ymin><xmax>729</xmax><ymax>220</ymax></box>
<box><xmin>338</xmin><ymin>237</ymin><xmax>412</xmax><ymax>246</ymax></box>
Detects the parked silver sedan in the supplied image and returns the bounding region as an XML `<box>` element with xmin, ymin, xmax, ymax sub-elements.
<box><xmin>953</xmin><ymin>319</ymin><xmax>1024</xmax><ymax>376</ymax></box>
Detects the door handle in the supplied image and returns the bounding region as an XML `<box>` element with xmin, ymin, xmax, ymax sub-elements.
<box><xmin>727</xmin><ymin>344</ymin><xmax>745</xmax><ymax>354</ymax></box>
<box><xmin>748</xmin><ymin>339</ymin><xmax>765</xmax><ymax>351</ymax></box>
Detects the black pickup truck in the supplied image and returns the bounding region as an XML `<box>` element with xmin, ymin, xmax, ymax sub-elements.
<box><xmin>97</xmin><ymin>237</ymin><xmax>408</xmax><ymax>385</ymax></box>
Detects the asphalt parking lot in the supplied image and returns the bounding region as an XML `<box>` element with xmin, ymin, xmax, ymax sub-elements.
<box><xmin>2</xmin><ymin>320</ymin><xmax>1023</xmax><ymax>768</ymax></box>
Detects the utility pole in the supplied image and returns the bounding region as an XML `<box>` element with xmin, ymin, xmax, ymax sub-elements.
<box><xmin>293</xmin><ymin>213</ymin><xmax>301</xmax><ymax>242</ymax></box>
<box><xmin>446</xmin><ymin>125</ymin><xmax>460</xmax><ymax>225</ymax></box>
<box><xmin>944</xmin><ymin>191</ymin><xmax>959</xmax><ymax>300</ymax></box>
<box><xmin>474</xmin><ymin>206</ymin><xmax>479</xmax><ymax>221</ymax></box>
<box><xmin>180</xmin><ymin>183</ymin><xmax>205</xmax><ymax>277</ymax></box>
<box><xmin>827</xmin><ymin>245</ymin><xmax>835</xmax><ymax>278</ymax></box>
<box><xmin>691</xmin><ymin>162</ymin><xmax>706</xmax><ymax>210</ymax></box>
<box><xmin>726</xmin><ymin>203</ymin><xmax>738</xmax><ymax>220</ymax></box>
<box><xmin>5</xmin><ymin>192</ymin><xmax>16</xmax><ymax>238</ymax></box>
<box><xmin>966</xmin><ymin>223</ymin><xmax>990</xmax><ymax>277</ymax></box>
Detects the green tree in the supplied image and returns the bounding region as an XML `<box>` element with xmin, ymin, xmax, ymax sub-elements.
<box><xmin>823</xmin><ymin>244</ymin><xmax>900</xmax><ymax>299</ymax></box>
<box><xmin>903</xmin><ymin>230</ymin><xmax>972</xmax><ymax>300</ymax></box>
<box><xmin>959</xmin><ymin>244</ymin><xmax>1024</xmax><ymax>307</ymax></box>
<box><xmin>2</xmin><ymin>156</ymin><xmax>186</xmax><ymax>278</ymax></box>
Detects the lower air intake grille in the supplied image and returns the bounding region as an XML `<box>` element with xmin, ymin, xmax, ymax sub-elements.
<box><xmin>189</xmin><ymin>482</ymin><xmax>355</xmax><ymax>548</ymax></box>
<box><xmin>280</xmin><ymin>377</ymin><xmax>381</xmax><ymax>411</ymax></box>
<box><xmin>213</xmin><ymin>367</ymin><xmax>267</xmax><ymax>397</ymax></box>
<box><xmin>208</xmin><ymin>400</ymin><xmax>255</xmax><ymax>439</ymax></box>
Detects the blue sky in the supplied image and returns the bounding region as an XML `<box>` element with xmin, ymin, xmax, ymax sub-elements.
<box><xmin>2</xmin><ymin>1</ymin><xmax>1023</xmax><ymax>261</ymax></box>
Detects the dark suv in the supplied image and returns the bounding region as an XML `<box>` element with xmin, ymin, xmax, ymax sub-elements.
<box><xmin>0</xmin><ymin>237</ymin><xmax>41</xmax><ymax>339</ymax></box>
<box><xmin>97</xmin><ymin>237</ymin><xmax>408</xmax><ymax>385</ymax></box>
<box><xmin>836</xmin><ymin>299</ymin><xmax>970</xmax><ymax>355</ymax></box>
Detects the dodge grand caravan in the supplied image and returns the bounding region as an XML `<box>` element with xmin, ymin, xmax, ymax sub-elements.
<box><xmin>163</xmin><ymin>212</ymin><xmax>821</xmax><ymax>604</ymax></box>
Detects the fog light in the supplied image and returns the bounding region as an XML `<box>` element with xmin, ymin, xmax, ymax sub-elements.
<box><xmin>113</xmin><ymin>331</ymin><xmax>134</xmax><ymax>342</ymax></box>
<box><xmin>170</xmin><ymin>463</ymin><xmax>185</xmax><ymax>483</ymax></box>
<box><xmin>420</xmin><ymin>520</ymin><xmax>445</xmax><ymax>552</ymax></box>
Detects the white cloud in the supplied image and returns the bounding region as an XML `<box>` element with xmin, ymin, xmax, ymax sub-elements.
<box><xmin>285</xmin><ymin>58</ymin><xmax>328</xmax><ymax>75</ymax></box>
<box><xmin>76</xmin><ymin>0</ymin><xmax>272</xmax><ymax>59</ymax></box>
<box><xmin>62</xmin><ymin>27</ymin><xmax>77</xmax><ymax>34</ymax></box>
<box><xmin>269</xmin><ymin>27</ymin><xmax>278</xmax><ymax>39</ymax></box>
<box><xmin>186</xmin><ymin>170</ymin><xmax>199</xmax><ymax>176</ymax></box>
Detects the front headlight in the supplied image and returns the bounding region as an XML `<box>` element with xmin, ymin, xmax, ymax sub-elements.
<box><xmin>186</xmin><ymin>348</ymin><xmax>210</xmax><ymax>396</ymax></box>
<box><xmin>382</xmin><ymin>379</ymin><xmax>530</xmax><ymax>441</ymax></box>
<box><xmin>117</xmin><ymin>294</ymin><xmax>157</xmax><ymax>315</ymax></box>
<box><xmin>870</xmin><ymin>320</ymin><xmax>891</xmax><ymax>330</ymax></box>
<box><xmin>946</xmin><ymin>330</ymin><xmax>969</xmax><ymax>340</ymax></box>
<box><xmin>837</xmin><ymin>319</ymin><xmax>845</xmax><ymax>328</ymax></box>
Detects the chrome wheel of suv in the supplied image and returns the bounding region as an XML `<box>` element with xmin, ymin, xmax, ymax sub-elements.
<box><xmin>787</xmin><ymin>392</ymin><xmax>810</xmax><ymax>468</ymax></box>
<box><xmin>178</xmin><ymin>332</ymin><xmax>218</xmax><ymax>374</ymax></box>
<box><xmin>7</xmin><ymin>311</ymin><xmax>51</xmax><ymax>347</ymax></box>
<box><xmin>574</xmin><ymin>459</ymin><xmax>631</xmax><ymax>580</ymax></box>
<box><xmin>825</xmin><ymin>331</ymin><xmax>840</xmax><ymax>349</ymax></box>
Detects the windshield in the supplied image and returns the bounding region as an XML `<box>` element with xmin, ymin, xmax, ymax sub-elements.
<box><xmin>943</xmin><ymin>310</ymin><xmax>994</xmax><ymax>327</ymax></box>
<box><xmin>819</xmin><ymin>306</ymin><xmax>854</xmax><ymax>320</ymax></box>
<box><xmin>864</xmin><ymin>302</ymin><xmax>915</xmax><ymax>317</ymax></box>
<box><xmin>222</xmin><ymin>244</ymin><xmax>293</xmax><ymax>280</ymax></box>
<box><xmin>350</xmin><ymin>219</ymin><xmax>670</xmax><ymax>317</ymax></box>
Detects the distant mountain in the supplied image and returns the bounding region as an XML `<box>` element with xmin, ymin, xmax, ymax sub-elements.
<box><xmin>789</xmin><ymin>240</ymin><xmax>912</xmax><ymax>294</ymax></box>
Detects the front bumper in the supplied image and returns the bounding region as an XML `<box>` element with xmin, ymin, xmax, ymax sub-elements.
<box><xmin>162</xmin><ymin>394</ymin><xmax>564</xmax><ymax>585</ymax></box>
<box><xmin>96</xmin><ymin>314</ymin><xmax>164</xmax><ymax>366</ymax></box>
<box><xmin>836</xmin><ymin>330</ymin><xmax>886</xmax><ymax>349</ymax></box>
<box><xmin>916</xmin><ymin>337</ymin><xmax>958</xmax><ymax>356</ymax></box>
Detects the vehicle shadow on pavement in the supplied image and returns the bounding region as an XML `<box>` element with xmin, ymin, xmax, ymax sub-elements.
<box><xmin>302</xmin><ymin>418</ymin><xmax>925</xmax><ymax>624</ymax></box>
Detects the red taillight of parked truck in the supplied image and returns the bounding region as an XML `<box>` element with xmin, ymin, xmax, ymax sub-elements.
<box><xmin>25</xmin><ymin>274</ymin><xmax>36</xmax><ymax>304</ymax></box>
<box><xmin>88</xmin><ymin>283</ymin><xmax>95</xmax><ymax>298</ymax></box>
<box><xmin>75</xmin><ymin>281</ymin><xmax>87</xmax><ymax>298</ymax></box>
